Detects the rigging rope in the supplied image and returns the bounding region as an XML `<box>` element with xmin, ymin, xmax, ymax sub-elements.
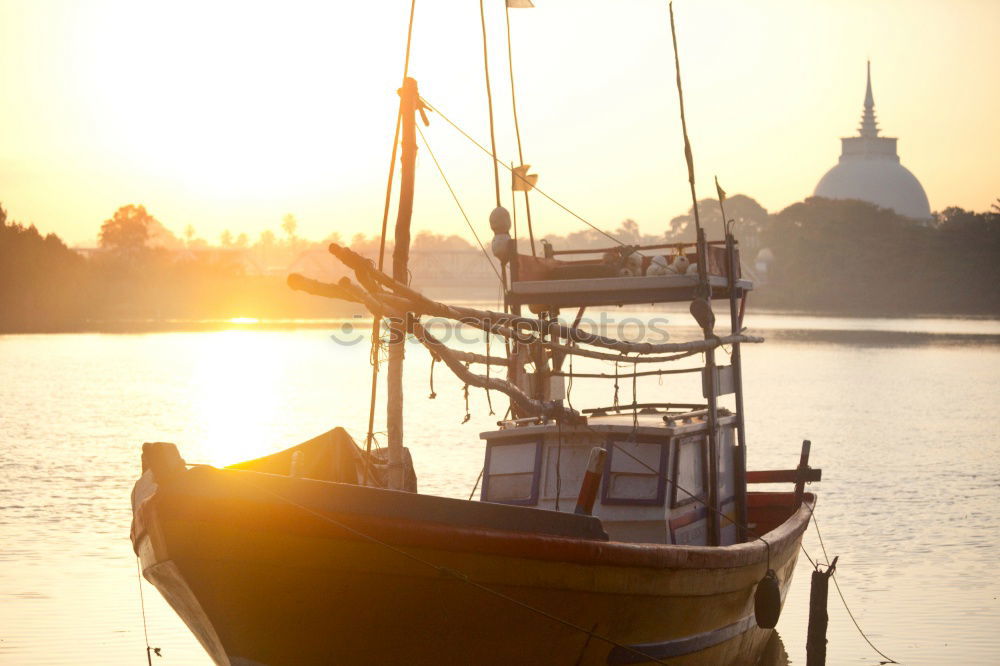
<box><xmin>613</xmin><ymin>361</ymin><xmax>620</xmax><ymax>407</ymax></box>
<box><xmin>485</xmin><ymin>327</ymin><xmax>495</xmax><ymax>415</ymax></box>
<box><xmin>667</xmin><ymin>2</ymin><xmax>704</xmax><ymax>243</ymax></box>
<box><xmin>555</xmin><ymin>418</ymin><xmax>563</xmax><ymax>511</ymax></box>
<box><xmin>804</xmin><ymin>503</ymin><xmax>899</xmax><ymax>664</ymax></box>
<box><xmin>420</xmin><ymin>98</ymin><xmax>629</xmax><ymax>249</ymax></box>
<box><xmin>504</xmin><ymin>3</ymin><xmax>537</xmax><ymax>256</ymax></box>
<box><xmin>510</xmin><ymin>161</ymin><xmax>518</xmax><ymax>242</ymax></box>
<box><xmin>632</xmin><ymin>361</ymin><xmax>639</xmax><ymax>431</ymax></box>
<box><xmin>468</xmin><ymin>466</ymin><xmax>485</xmax><ymax>501</ymax></box>
<box><xmin>478</xmin><ymin>0</ymin><xmax>502</xmax><ymax>207</ymax></box>
<box><xmin>415</xmin><ymin>124</ymin><xmax>504</xmax><ymax>284</ymax></box>
<box><xmin>462</xmin><ymin>364</ymin><xmax>472</xmax><ymax>424</ymax></box>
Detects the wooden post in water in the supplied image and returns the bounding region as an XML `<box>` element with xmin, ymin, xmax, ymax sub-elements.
<box><xmin>387</xmin><ymin>77</ymin><xmax>419</xmax><ymax>491</ymax></box>
<box><xmin>806</xmin><ymin>556</ymin><xmax>838</xmax><ymax>666</ymax></box>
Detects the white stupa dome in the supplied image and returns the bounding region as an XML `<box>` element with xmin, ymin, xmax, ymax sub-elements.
<box><xmin>814</xmin><ymin>63</ymin><xmax>931</xmax><ymax>220</ymax></box>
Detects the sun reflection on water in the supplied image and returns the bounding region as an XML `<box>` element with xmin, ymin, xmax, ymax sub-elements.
<box><xmin>191</xmin><ymin>331</ymin><xmax>285</xmax><ymax>466</ymax></box>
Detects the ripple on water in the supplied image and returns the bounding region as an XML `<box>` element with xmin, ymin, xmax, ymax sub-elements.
<box><xmin>1</xmin><ymin>325</ymin><xmax>998</xmax><ymax>665</ymax></box>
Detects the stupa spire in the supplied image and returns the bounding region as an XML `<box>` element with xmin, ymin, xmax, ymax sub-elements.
<box><xmin>859</xmin><ymin>60</ymin><xmax>879</xmax><ymax>138</ymax></box>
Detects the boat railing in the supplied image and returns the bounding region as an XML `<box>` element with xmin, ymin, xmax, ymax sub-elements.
<box><xmin>582</xmin><ymin>402</ymin><xmax>707</xmax><ymax>416</ymax></box>
<box><xmin>746</xmin><ymin>440</ymin><xmax>821</xmax><ymax>505</ymax></box>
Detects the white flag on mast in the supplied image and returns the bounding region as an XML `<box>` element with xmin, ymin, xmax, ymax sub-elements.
<box><xmin>507</xmin><ymin>0</ymin><xmax>535</xmax><ymax>7</ymax></box>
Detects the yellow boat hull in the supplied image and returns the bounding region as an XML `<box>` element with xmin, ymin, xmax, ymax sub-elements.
<box><xmin>132</xmin><ymin>465</ymin><xmax>811</xmax><ymax>665</ymax></box>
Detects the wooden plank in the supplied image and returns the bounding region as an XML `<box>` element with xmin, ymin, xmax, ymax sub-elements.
<box><xmin>794</xmin><ymin>440</ymin><xmax>812</xmax><ymax>505</ymax></box>
<box><xmin>702</xmin><ymin>365</ymin><xmax>735</xmax><ymax>398</ymax></box>
<box><xmin>507</xmin><ymin>274</ymin><xmax>752</xmax><ymax>308</ymax></box>
<box><xmin>746</xmin><ymin>468</ymin><xmax>822</xmax><ymax>484</ymax></box>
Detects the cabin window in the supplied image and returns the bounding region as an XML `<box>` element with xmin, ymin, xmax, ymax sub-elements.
<box><xmin>481</xmin><ymin>440</ymin><xmax>542</xmax><ymax>505</ymax></box>
<box><xmin>671</xmin><ymin>435</ymin><xmax>707</xmax><ymax>508</ymax></box>
<box><xmin>600</xmin><ymin>436</ymin><xmax>668</xmax><ymax>506</ymax></box>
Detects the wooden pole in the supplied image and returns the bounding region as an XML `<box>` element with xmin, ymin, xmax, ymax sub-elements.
<box><xmin>700</xmin><ymin>227</ymin><xmax>721</xmax><ymax>547</ymax></box>
<box><xmin>667</xmin><ymin>3</ymin><xmax>720</xmax><ymax>546</ymax></box>
<box><xmin>795</xmin><ymin>439</ymin><xmax>812</xmax><ymax>506</ymax></box>
<box><xmin>806</xmin><ymin>556</ymin><xmax>838</xmax><ymax>666</ymax></box>
<box><xmin>727</xmin><ymin>233</ymin><xmax>749</xmax><ymax>541</ymax></box>
<box><xmin>387</xmin><ymin>77</ymin><xmax>419</xmax><ymax>491</ymax></box>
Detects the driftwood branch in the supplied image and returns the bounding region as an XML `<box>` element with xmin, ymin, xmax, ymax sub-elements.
<box><xmin>292</xmin><ymin>268</ymin><xmax>762</xmax><ymax>361</ymax></box>
<box><xmin>409</xmin><ymin>319</ymin><xmax>576</xmax><ymax>420</ymax></box>
<box><xmin>287</xmin><ymin>273</ymin><xmax>363</xmax><ymax>303</ymax></box>
<box><xmin>291</xmin><ymin>271</ymin><xmax>572</xmax><ymax>420</ymax></box>
<box><xmin>445</xmin><ymin>349</ymin><xmax>509</xmax><ymax>367</ymax></box>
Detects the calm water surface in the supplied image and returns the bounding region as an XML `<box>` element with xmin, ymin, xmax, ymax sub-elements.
<box><xmin>1</xmin><ymin>313</ymin><xmax>998</xmax><ymax>664</ymax></box>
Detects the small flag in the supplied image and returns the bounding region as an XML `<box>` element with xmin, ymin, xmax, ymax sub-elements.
<box><xmin>512</xmin><ymin>164</ymin><xmax>538</xmax><ymax>192</ymax></box>
<box><xmin>715</xmin><ymin>176</ymin><xmax>726</xmax><ymax>203</ymax></box>
<box><xmin>507</xmin><ymin>0</ymin><xmax>535</xmax><ymax>7</ymax></box>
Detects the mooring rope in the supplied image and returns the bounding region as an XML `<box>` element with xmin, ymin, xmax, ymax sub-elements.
<box><xmin>135</xmin><ymin>557</ymin><xmax>159</xmax><ymax>664</ymax></box>
<box><xmin>612</xmin><ymin>431</ymin><xmax>898</xmax><ymax>663</ymax></box>
<box><xmin>804</xmin><ymin>502</ymin><xmax>899</xmax><ymax>664</ymax></box>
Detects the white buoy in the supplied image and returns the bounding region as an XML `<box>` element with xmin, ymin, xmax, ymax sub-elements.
<box><xmin>647</xmin><ymin>255</ymin><xmax>671</xmax><ymax>276</ymax></box>
<box><xmin>624</xmin><ymin>252</ymin><xmax>643</xmax><ymax>275</ymax></box>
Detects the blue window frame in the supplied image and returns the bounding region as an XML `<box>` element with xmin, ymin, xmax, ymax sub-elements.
<box><xmin>600</xmin><ymin>435</ymin><xmax>669</xmax><ymax>506</ymax></box>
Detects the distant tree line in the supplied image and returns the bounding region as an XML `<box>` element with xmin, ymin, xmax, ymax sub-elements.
<box><xmin>0</xmin><ymin>204</ymin><xmax>364</xmax><ymax>332</ymax></box>
<box><xmin>0</xmin><ymin>195</ymin><xmax>997</xmax><ymax>332</ymax></box>
<box><xmin>662</xmin><ymin>196</ymin><xmax>1000</xmax><ymax>315</ymax></box>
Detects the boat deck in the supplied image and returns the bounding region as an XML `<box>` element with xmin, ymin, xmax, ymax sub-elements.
<box><xmin>508</xmin><ymin>273</ymin><xmax>752</xmax><ymax>308</ymax></box>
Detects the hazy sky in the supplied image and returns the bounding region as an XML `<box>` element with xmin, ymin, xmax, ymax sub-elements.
<box><xmin>0</xmin><ymin>0</ymin><xmax>997</xmax><ymax>246</ymax></box>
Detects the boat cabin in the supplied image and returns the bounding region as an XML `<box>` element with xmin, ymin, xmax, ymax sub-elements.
<box><xmin>480</xmin><ymin>407</ymin><xmax>741</xmax><ymax>546</ymax></box>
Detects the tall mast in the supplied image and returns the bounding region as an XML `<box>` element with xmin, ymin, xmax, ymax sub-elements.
<box><xmin>387</xmin><ymin>76</ymin><xmax>420</xmax><ymax>491</ymax></box>
<box><xmin>668</xmin><ymin>2</ymin><xmax>721</xmax><ymax>545</ymax></box>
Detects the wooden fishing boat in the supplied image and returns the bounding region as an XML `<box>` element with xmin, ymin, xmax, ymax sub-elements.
<box><xmin>133</xmin><ymin>426</ymin><xmax>817</xmax><ymax>665</ymax></box>
<box><xmin>131</xmin><ymin>5</ymin><xmax>822</xmax><ymax>664</ymax></box>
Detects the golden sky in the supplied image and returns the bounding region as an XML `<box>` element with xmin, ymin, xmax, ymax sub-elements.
<box><xmin>0</xmin><ymin>0</ymin><xmax>997</xmax><ymax>246</ymax></box>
